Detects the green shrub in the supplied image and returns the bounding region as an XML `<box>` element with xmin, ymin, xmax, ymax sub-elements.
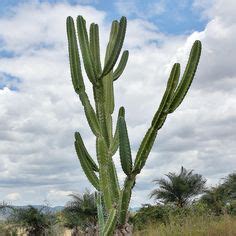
<box><xmin>132</xmin><ymin>202</ymin><xmax>212</xmax><ymax>231</ymax></box>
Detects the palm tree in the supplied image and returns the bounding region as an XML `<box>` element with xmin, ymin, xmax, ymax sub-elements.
<box><xmin>150</xmin><ymin>166</ymin><xmax>206</xmax><ymax>207</ymax></box>
<box><xmin>63</xmin><ymin>190</ymin><xmax>97</xmax><ymax>235</ymax></box>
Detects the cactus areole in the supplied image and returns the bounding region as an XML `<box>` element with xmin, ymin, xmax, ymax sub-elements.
<box><xmin>66</xmin><ymin>15</ymin><xmax>202</xmax><ymax>235</ymax></box>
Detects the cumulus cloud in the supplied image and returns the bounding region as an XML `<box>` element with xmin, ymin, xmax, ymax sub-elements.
<box><xmin>0</xmin><ymin>0</ymin><xmax>235</xmax><ymax>207</ymax></box>
<box><xmin>6</xmin><ymin>192</ymin><xmax>21</xmax><ymax>201</ymax></box>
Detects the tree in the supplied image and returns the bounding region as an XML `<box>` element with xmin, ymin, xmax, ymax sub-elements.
<box><xmin>66</xmin><ymin>13</ymin><xmax>202</xmax><ymax>234</ymax></box>
<box><xmin>201</xmin><ymin>185</ymin><xmax>227</xmax><ymax>215</ymax></box>
<box><xmin>150</xmin><ymin>167</ymin><xmax>206</xmax><ymax>207</ymax></box>
<box><xmin>223</xmin><ymin>172</ymin><xmax>236</xmax><ymax>199</ymax></box>
<box><xmin>0</xmin><ymin>205</ymin><xmax>57</xmax><ymax>236</ymax></box>
<box><xmin>62</xmin><ymin>190</ymin><xmax>97</xmax><ymax>235</ymax></box>
<box><xmin>201</xmin><ymin>172</ymin><xmax>236</xmax><ymax>215</ymax></box>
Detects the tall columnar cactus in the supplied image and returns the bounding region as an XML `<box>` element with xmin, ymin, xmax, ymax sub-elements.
<box><xmin>66</xmin><ymin>15</ymin><xmax>201</xmax><ymax>235</ymax></box>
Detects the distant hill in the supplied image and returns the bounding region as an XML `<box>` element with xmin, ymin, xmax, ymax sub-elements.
<box><xmin>0</xmin><ymin>204</ymin><xmax>139</xmax><ymax>221</ymax></box>
<box><xmin>130</xmin><ymin>207</ymin><xmax>140</xmax><ymax>212</ymax></box>
<box><xmin>28</xmin><ymin>205</ymin><xmax>64</xmax><ymax>213</ymax></box>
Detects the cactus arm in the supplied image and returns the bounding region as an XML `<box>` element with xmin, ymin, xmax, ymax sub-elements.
<box><xmin>168</xmin><ymin>40</ymin><xmax>202</xmax><ymax>113</ymax></box>
<box><xmin>101</xmin><ymin>17</ymin><xmax>127</xmax><ymax>77</ymax></box>
<box><xmin>66</xmin><ymin>16</ymin><xmax>85</xmax><ymax>93</ymax></box>
<box><xmin>151</xmin><ymin>63</ymin><xmax>180</xmax><ymax>129</ymax></box>
<box><xmin>113</xmin><ymin>50</ymin><xmax>129</xmax><ymax>81</ymax></box>
<box><xmin>118</xmin><ymin>116</ymin><xmax>132</xmax><ymax>176</ymax></box>
<box><xmin>96</xmin><ymin>192</ymin><xmax>105</xmax><ymax>234</ymax></box>
<box><xmin>108</xmin><ymin>159</ymin><xmax>120</xmax><ymax>203</ymax></box>
<box><xmin>133</xmin><ymin>63</ymin><xmax>180</xmax><ymax>174</ymax></box>
<box><xmin>90</xmin><ymin>23</ymin><xmax>102</xmax><ymax>77</ymax></box>
<box><xmin>103</xmin><ymin>208</ymin><xmax>117</xmax><ymax>236</ymax></box>
<box><xmin>118</xmin><ymin>177</ymin><xmax>135</xmax><ymax>225</ymax></box>
<box><xmin>74</xmin><ymin>139</ymin><xmax>100</xmax><ymax>190</ymax></box>
<box><xmin>77</xmin><ymin>16</ymin><xmax>96</xmax><ymax>83</ymax></box>
<box><xmin>79</xmin><ymin>91</ymin><xmax>102</xmax><ymax>137</ymax></box>
<box><xmin>109</xmin><ymin>107</ymin><xmax>125</xmax><ymax>156</ymax></box>
<box><xmin>132</xmin><ymin>127</ymin><xmax>157</xmax><ymax>174</ymax></box>
<box><xmin>101</xmin><ymin>20</ymin><xmax>119</xmax><ymax>143</ymax></box>
<box><xmin>67</xmin><ymin>17</ymin><xmax>101</xmax><ymax>137</ymax></box>
<box><xmin>104</xmin><ymin>20</ymin><xmax>119</xmax><ymax>64</ymax></box>
<box><xmin>75</xmin><ymin>132</ymin><xmax>99</xmax><ymax>172</ymax></box>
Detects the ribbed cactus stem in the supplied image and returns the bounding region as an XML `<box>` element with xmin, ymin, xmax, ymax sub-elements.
<box><xmin>119</xmin><ymin>176</ymin><xmax>135</xmax><ymax>225</ymax></box>
<box><xmin>66</xmin><ymin>13</ymin><xmax>202</xmax><ymax>235</ymax></box>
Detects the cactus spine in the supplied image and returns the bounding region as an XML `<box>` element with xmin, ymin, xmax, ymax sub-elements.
<box><xmin>66</xmin><ymin>15</ymin><xmax>201</xmax><ymax>235</ymax></box>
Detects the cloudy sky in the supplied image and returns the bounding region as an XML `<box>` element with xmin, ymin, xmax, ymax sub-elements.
<box><xmin>0</xmin><ymin>0</ymin><xmax>235</xmax><ymax>207</ymax></box>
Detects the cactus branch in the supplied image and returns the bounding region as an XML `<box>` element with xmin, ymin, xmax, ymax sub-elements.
<box><xmin>67</xmin><ymin>17</ymin><xmax>101</xmax><ymax>137</ymax></box>
<box><xmin>66</xmin><ymin>16</ymin><xmax>84</xmax><ymax>93</ymax></box>
<box><xmin>118</xmin><ymin>116</ymin><xmax>132</xmax><ymax>176</ymax></box>
<box><xmin>101</xmin><ymin>17</ymin><xmax>127</xmax><ymax>77</ymax></box>
<box><xmin>169</xmin><ymin>40</ymin><xmax>202</xmax><ymax>113</ymax></box>
<box><xmin>77</xmin><ymin>16</ymin><xmax>96</xmax><ymax>83</ymax></box>
<box><xmin>96</xmin><ymin>192</ymin><xmax>105</xmax><ymax>233</ymax></box>
<box><xmin>89</xmin><ymin>23</ymin><xmax>102</xmax><ymax>77</ymax></box>
<box><xmin>109</xmin><ymin>107</ymin><xmax>125</xmax><ymax>155</ymax></box>
<box><xmin>75</xmin><ymin>132</ymin><xmax>99</xmax><ymax>172</ymax></box>
<box><xmin>113</xmin><ymin>50</ymin><xmax>129</xmax><ymax>81</ymax></box>
<box><xmin>103</xmin><ymin>208</ymin><xmax>117</xmax><ymax>236</ymax></box>
<box><xmin>74</xmin><ymin>133</ymin><xmax>100</xmax><ymax>190</ymax></box>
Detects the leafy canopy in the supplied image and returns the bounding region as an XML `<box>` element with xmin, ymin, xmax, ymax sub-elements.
<box><xmin>150</xmin><ymin>166</ymin><xmax>206</xmax><ymax>207</ymax></box>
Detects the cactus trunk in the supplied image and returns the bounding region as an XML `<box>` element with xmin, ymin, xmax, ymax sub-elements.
<box><xmin>66</xmin><ymin>15</ymin><xmax>202</xmax><ymax>235</ymax></box>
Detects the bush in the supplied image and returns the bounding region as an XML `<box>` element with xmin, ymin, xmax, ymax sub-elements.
<box><xmin>132</xmin><ymin>202</ymin><xmax>212</xmax><ymax>231</ymax></box>
<box><xmin>131</xmin><ymin>204</ymin><xmax>169</xmax><ymax>230</ymax></box>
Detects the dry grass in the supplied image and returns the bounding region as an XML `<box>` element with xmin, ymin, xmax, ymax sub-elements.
<box><xmin>1</xmin><ymin>215</ymin><xmax>236</xmax><ymax>235</ymax></box>
<box><xmin>133</xmin><ymin>215</ymin><xmax>236</xmax><ymax>236</ymax></box>
<box><xmin>0</xmin><ymin>223</ymin><xmax>72</xmax><ymax>236</ymax></box>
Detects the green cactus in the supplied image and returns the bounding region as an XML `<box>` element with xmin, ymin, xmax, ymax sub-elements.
<box><xmin>66</xmin><ymin>15</ymin><xmax>201</xmax><ymax>235</ymax></box>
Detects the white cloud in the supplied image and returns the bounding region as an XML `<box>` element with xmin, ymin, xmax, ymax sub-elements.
<box><xmin>0</xmin><ymin>0</ymin><xmax>235</xmax><ymax>207</ymax></box>
<box><xmin>6</xmin><ymin>192</ymin><xmax>21</xmax><ymax>201</ymax></box>
<box><xmin>47</xmin><ymin>189</ymin><xmax>73</xmax><ymax>205</ymax></box>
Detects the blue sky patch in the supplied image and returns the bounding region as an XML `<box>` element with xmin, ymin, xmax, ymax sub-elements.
<box><xmin>0</xmin><ymin>0</ymin><xmax>208</xmax><ymax>35</ymax></box>
<box><xmin>0</xmin><ymin>73</ymin><xmax>20</xmax><ymax>91</ymax></box>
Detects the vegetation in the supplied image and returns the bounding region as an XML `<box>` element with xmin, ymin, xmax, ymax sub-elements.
<box><xmin>0</xmin><ymin>171</ymin><xmax>235</xmax><ymax>235</ymax></box>
<box><xmin>201</xmin><ymin>172</ymin><xmax>236</xmax><ymax>215</ymax></box>
<box><xmin>0</xmin><ymin>205</ymin><xmax>57</xmax><ymax>236</ymax></box>
<box><xmin>66</xmin><ymin>12</ymin><xmax>201</xmax><ymax>234</ymax></box>
<box><xmin>62</xmin><ymin>190</ymin><xmax>97</xmax><ymax>235</ymax></box>
<box><xmin>150</xmin><ymin>166</ymin><xmax>206</xmax><ymax>207</ymax></box>
<box><xmin>131</xmin><ymin>171</ymin><xmax>236</xmax><ymax>235</ymax></box>
<box><xmin>133</xmin><ymin>214</ymin><xmax>236</xmax><ymax>236</ymax></box>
